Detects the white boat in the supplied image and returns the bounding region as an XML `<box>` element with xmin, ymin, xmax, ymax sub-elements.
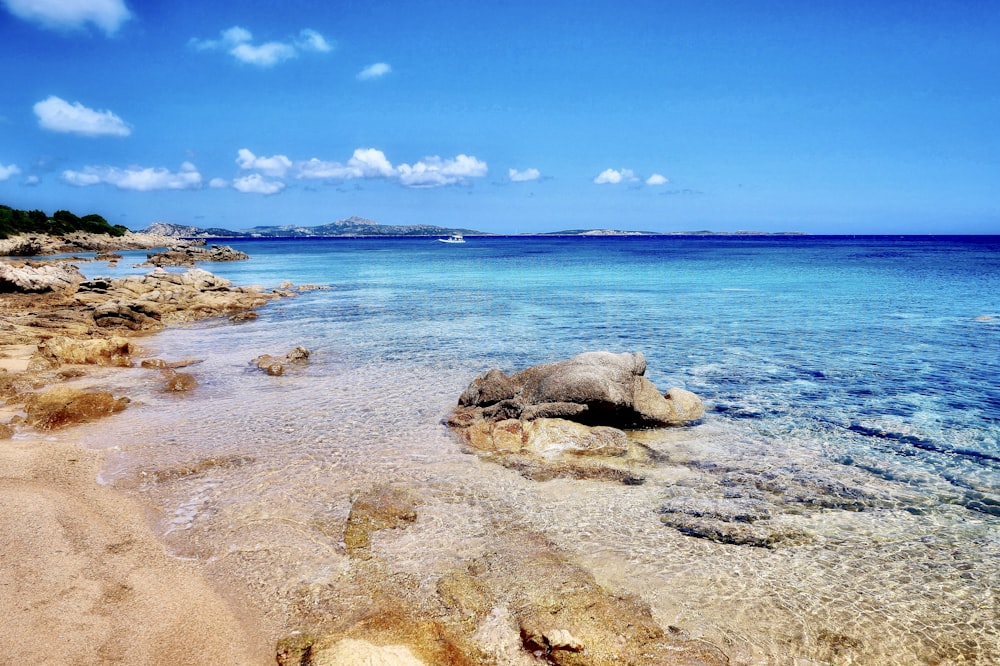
<box><xmin>438</xmin><ymin>234</ymin><xmax>466</xmax><ymax>243</ymax></box>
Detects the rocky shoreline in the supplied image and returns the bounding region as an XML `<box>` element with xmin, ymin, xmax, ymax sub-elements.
<box><xmin>1</xmin><ymin>233</ymin><xmax>733</xmax><ymax>665</ymax></box>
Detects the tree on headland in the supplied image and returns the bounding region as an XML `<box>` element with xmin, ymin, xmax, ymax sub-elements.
<box><xmin>0</xmin><ymin>205</ymin><xmax>128</xmax><ymax>239</ymax></box>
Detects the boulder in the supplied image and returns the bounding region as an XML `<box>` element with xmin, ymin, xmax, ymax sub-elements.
<box><xmin>24</xmin><ymin>387</ymin><xmax>129</xmax><ymax>429</ymax></box>
<box><xmin>35</xmin><ymin>335</ymin><xmax>134</xmax><ymax>367</ymax></box>
<box><xmin>448</xmin><ymin>352</ymin><xmax>702</xmax><ymax>482</ymax></box>
<box><xmin>460</xmin><ymin>352</ymin><xmax>703</xmax><ymax>429</ymax></box>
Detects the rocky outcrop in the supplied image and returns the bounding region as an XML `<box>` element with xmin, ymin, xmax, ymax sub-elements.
<box><xmin>0</xmin><ymin>231</ymin><xmax>175</xmax><ymax>256</ymax></box>
<box><xmin>447</xmin><ymin>352</ymin><xmax>703</xmax><ymax>482</ymax></box>
<box><xmin>82</xmin><ymin>268</ymin><xmax>278</xmax><ymax>332</ymax></box>
<box><xmin>141</xmin><ymin>243</ymin><xmax>249</xmax><ymax>267</ymax></box>
<box><xmin>34</xmin><ymin>336</ymin><xmax>135</xmax><ymax>368</ymax></box>
<box><xmin>0</xmin><ymin>261</ymin><xmax>85</xmax><ymax>293</ymax></box>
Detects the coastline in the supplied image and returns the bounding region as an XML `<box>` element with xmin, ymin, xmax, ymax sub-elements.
<box><xmin>0</xmin><ymin>234</ymin><xmax>279</xmax><ymax>664</ymax></box>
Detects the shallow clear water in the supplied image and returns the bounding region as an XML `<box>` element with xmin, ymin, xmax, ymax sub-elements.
<box><xmin>69</xmin><ymin>236</ymin><xmax>999</xmax><ymax>663</ymax></box>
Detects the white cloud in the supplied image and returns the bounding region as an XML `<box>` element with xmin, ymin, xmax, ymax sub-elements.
<box><xmin>646</xmin><ymin>173</ymin><xmax>668</xmax><ymax>185</ymax></box>
<box><xmin>209</xmin><ymin>177</ymin><xmax>229</xmax><ymax>188</ymax></box>
<box><xmin>231</xmin><ymin>41</ymin><xmax>296</xmax><ymax>67</ymax></box>
<box><xmin>24</xmin><ymin>175</ymin><xmax>40</xmax><ymax>186</ymax></box>
<box><xmin>232</xmin><ymin>173</ymin><xmax>285</xmax><ymax>195</ymax></box>
<box><xmin>396</xmin><ymin>155</ymin><xmax>488</xmax><ymax>188</ymax></box>
<box><xmin>1</xmin><ymin>0</ymin><xmax>130</xmax><ymax>35</ymax></box>
<box><xmin>236</xmin><ymin>148</ymin><xmax>292</xmax><ymax>177</ymax></box>
<box><xmin>295</xmin><ymin>148</ymin><xmax>485</xmax><ymax>188</ymax></box>
<box><xmin>62</xmin><ymin>161</ymin><xmax>202</xmax><ymax>191</ymax></box>
<box><xmin>0</xmin><ymin>163</ymin><xmax>21</xmax><ymax>181</ymax></box>
<box><xmin>297</xmin><ymin>29</ymin><xmax>331</xmax><ymax>53</ymax></box>
<box><xmin>357</xmin><ymin>62</ymin><xmax>391</xmax><ymax>81</ymax></box>
<box><xmin>593</xmin><ymin>168</ymin><xmax>638</xmax><ymax>185</ymax></box>
<box><xmin>508</xmin><ymin>167</ymin><xmax>541</xmax><ymax>182</ymax></box>
<box><xmin>192</xmin><ymin>25</ymin><xmax>330</xmax><ymax>67</ymax></box>
<box><xmin>34</xmin><ymin>95</ymin><xmax>130</xmax><ymax>137</ymax></box>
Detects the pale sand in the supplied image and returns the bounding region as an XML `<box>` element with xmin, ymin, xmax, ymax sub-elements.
<box><xmin>0</xmin><ymin>436</ymin><xmax>272</xmax><ymax>665</ymax></box>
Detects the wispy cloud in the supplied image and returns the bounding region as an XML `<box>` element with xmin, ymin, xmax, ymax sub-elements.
<box><xmin>0</xmin><ymin>163</ymin><xmax>21</xmax><ymax>181</ymax></box>
<box><xmin>232</xmin><ymin>173</ymin><xmax>285</xmax><ymax>195</ymax></box>
<box><xmin>192</xmin><ymin>26</ymin><xmax>332</xmax><ymax>67</ymax></box>
<box><xmin>34</xmin><ymin>95</ymin><xmax>131</xmax><ymax>137</ymax></box>
<box><xmin>1</xmin><ymin>0</ymin><xmax>131</xmax><ymax>35</ymax></box>
<box><xmin>357</xmin><ymin>62</ymin><xmax>391</xmax><ymax>81</ymax></box>
<box><xmin>508</xmin><ymin>167</ymin><xmax>541</xmax><ymax>183</ymax></box>
<box><xmin>62</xmin><ymin>162</ymin><xmax>202</xmax><ymax>191</ymax></box>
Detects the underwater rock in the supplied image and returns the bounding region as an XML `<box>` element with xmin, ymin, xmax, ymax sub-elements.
<box><xmin>434</xmin><ymin>529</ymin><xmax>729</xmax><ymax>665</ymax></box>
<box><xmin>343</xmin><ymin>485</ymin><xmax>419</xmax><ymax>556</ymax></box>
<box><xmin>252</xmin><ymin>346</ymin><xmax>311</xmax><ymax>376</ymax></box>
<box><xmin>162</xmin><ymin>370</ymin><xmax>198</xmax><ymax>392</ymax></box>
<box><xmin>306</xmin><ymin>639</ymin><xmax>427</xmax><ymax>666</ymax></box>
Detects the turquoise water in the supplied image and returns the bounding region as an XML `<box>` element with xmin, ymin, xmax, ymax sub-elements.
<box><xmin>73</xmin><ymin>236</ymin><xmax>999</xmax><ymax>663</ymax></box>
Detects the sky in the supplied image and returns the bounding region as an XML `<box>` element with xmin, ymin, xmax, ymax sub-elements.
<box><xmin>0</xmin><ymin>0</ymin><xmax>998</xmax><ymax>234</ymax></box>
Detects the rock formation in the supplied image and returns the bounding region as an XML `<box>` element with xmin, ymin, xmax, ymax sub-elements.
<box><xmin>0</xmin><ymin>261</ymin><xmax>84</xmax><ymax>293</ymax></box>
<box><xmin>141</xmin><ymin>243</ymin><xmax>250</xmax><ymax>267</ymax></box>
<box><xmin>447</xmin><ymin>352</ymin><xmax>703</xmax><ymax>482</ymax></box>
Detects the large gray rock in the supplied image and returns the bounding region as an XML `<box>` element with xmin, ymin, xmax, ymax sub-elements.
<box><xmin>459</xmin><ymin>351</ymin><xmax>703</xmax><ymax>428</ymax></box>
<box><xmin>449</xmin><ymin>352</ymin><xmax>703</xmax><ymax>483</ymax></box>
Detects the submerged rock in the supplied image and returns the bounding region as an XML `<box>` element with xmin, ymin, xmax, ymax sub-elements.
<box><xmin>252</xmin><ymin>346</ymin><xmax>311</xmax><ymax>376</ymax></box>
<box><xmin>343</xmin><ymin>485</ymin><xmax>419</xmax><ymax>556</ymax></box>
<box><xmin>448</xmin><ymin>352</ymin><xmax>702</xmax><ymax>482</ymax></box>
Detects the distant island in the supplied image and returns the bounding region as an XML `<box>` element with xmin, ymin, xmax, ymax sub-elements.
<box><xmin>1</xmin><ymin>204</ymin><xmax>804</xmax><ymax>240</ymax></box>
<box><xmin>143</xmin><ymin>218</ymin><xmax>806</xmax><ymax>238</ymax></box>
<box><xmin>143</xmin><ymin>217</ymin><xmax>484</xmax><ymax>239</ymax></box>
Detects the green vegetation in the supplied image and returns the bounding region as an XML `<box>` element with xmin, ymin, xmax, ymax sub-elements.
<box><xmin>0</xmin><ymin>204</ymin><xmax>128</xmax><ymax>239</ymax></box>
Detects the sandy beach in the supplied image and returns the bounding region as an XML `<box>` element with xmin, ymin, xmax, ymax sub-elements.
<box><xmin>0</xmin><ymin>238</ymin><xmax>275</xmax><ymax>665</ymax></box>
<box><xmin>0</xmin><ymin>434</ymin><xmax>271</xmax><ymax>665</ymax></box>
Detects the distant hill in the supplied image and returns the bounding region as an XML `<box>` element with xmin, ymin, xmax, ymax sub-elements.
<box><xmin>142</xmin><ymin>216</ymin><xmax>484</xmax><ymax>238</ymax></box>
<box><xmin>144</xmin><ymin>222</ymin><xmax>246</xmax><ymax>238</ymax></box>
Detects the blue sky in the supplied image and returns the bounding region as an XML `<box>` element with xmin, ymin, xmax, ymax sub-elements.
<box><xmin>0</xmin><ymin>0</ymin><xmax>997</xmax><ymax>234</ymax></box>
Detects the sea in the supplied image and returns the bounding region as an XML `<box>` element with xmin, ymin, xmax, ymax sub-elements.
<box><xmin>60</xmin><ymin>234</ymin><xmax>998</xmax><ymax>664</ymax></box>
